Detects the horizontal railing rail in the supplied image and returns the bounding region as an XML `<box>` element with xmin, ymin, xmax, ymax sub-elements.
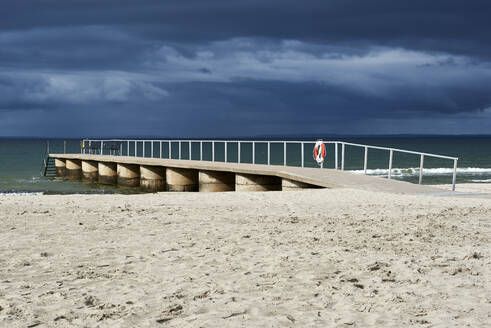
<box><xmin>79</xmin><ymin>138</ymin><xmax>459</xmax><ymax>191</ymax></box>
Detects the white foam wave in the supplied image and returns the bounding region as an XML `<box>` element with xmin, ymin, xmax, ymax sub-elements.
<box><xmin>471</xmin><ymin>179</ymin><xmax>491</xmax><ymax>183</ymax></box>
<box><xmin>0</xmin><ymin>192</ymin><xmax>44</xmax><ymax>196</ymax></box>
<box><xmin>351</xmin><ymin>167</ymin><xmax>491</xmax><ymax>177</ymax></box>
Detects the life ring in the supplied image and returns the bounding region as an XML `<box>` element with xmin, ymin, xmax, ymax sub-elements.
<box><xmin>313</xmin><ymin>141</ymin><xmax>326</xmax><ymax>164</ymax></box>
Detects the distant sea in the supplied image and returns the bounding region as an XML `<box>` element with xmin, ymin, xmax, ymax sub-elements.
<box><xmin>1</xmin><ymin>137</ymin><xmax>490</xmax><ymax>194</ymax></box>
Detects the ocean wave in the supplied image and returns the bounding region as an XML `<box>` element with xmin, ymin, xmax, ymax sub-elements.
<box><xmin>351</xmin><ymin>167</ymin><xmax>491</xmax><ymax>177</ymax></box>
<box><xmin>470</xmin><ymin>179</ymin><xmax>491</xmax><ymax>183</ymax></box>
<box><xmin>0</xmin><ymin>191</ymin><xmax>44</xmax><ymax>196</ymax></box>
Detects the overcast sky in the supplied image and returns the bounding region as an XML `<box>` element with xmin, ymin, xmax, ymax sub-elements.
<box><xmin>1</xmin><ymin>0</ymin><xmax>490</xmax><ymax>137</ymax></box>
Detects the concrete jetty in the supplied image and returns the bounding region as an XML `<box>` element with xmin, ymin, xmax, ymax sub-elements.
<box><xmin>49</xmin><ymin>153</ymin><xmax>448</xmax><ymax>194</ymax></box>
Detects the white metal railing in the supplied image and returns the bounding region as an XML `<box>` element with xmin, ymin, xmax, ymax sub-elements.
<box><xmin>80</xmin><ymin>139</ymin><xmax>459</xmax><ymax>191</ymax></box>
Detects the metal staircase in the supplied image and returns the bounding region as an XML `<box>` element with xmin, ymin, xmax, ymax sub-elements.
<box><xmin>41</xmin><ymin>141</ymin><xmax>56</xmax><ymax>177</ymax></box>
<box><xmin>42</xmin><ymin>156</ymin><xmax>56</xmax><ymax>177</ymax></box>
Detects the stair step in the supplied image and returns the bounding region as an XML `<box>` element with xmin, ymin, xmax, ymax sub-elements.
<box><xmin>42</xmin><ymin>154</ymin><xmax>60</xmax><ymax>177</ymax></box>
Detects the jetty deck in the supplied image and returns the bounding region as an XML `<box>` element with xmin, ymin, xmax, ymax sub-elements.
<box><xmin>50</xmin><ymin>154</ymin><xmax>451</xmax><ymax>195</ymax></box>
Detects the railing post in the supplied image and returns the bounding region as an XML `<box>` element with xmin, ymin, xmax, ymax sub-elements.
<box><xmin>252</xmin><ymin>142</ymin><xmax>255</xmax><ymax>164</ymax></box>
<box><xmin>160</xmin><ymin>141</ymin><xmax>162</xmax><ymax>158</ymax></box>
<box><xmin>179</xmin><ymin>141</ymin><xmax>181</xmax><ymax>160</ymax></box>
<box><xmin>64</xmin><ymin>140</ymin><xmax>67</xmax><ymax>154</ymax></box>
<box><xmin>238</xmin><ymin>142</ymin><xmax>241</xmax><ymax>163</ymax></box>
<box><xmin>266</xmin><ymin>141</ymin><xmax>271</xmax><ymax>165</ymax></box>
<box><xmin>101</xmin><ymin>141</ymin><xmax>103</xmax><ymax>155</ymax></box>
<box><xmin>200</xmin><ymin>141</ymin><xmax>203</xmax><ymax>161</ymax></box>
<box><xmin>452</xmin><ymin>159</ymin><xmax>458</xmax><ymax>191</ymax></box>
<box><xmin>335</xmin><ymin>142</ymin><xmax>338</xmax><ymax>169</ymax></box>
<box><xmin>168</xmin><ymin>141</ymin><xmax>171</xmax><ymax>159</ymax></box>
<box><xmin>120</xmin><ymin>142</ymin><xmax>122</xmax><ymax>156</ymax></box>
<box><xmin>364</xmin><ymin>146</ymin><xmax>368</xmax><ymax>174</ymax></box>
<box><xmin>225</xmin><ymin>142</ymin><xmax>228</xmax><ymax>162</ymax></box>
<box><xmin>301</xmin><ymin>142</ymin><xmax>304</xmax><ymax>167</ymax></box>
<box><xmin>189</xmin><ymin>141</ymin><xmax>191</xmax><ymax>160</ymax></box>
<box><xmin>47</xmin><ymin>140</ymin><xmax>50</xmax><ymax>154</ymax></box>
<box><xmin>300</xmin><ymin>142</ymin><xmax>305</xmax><ymax>167</ymax></box>
<box><xmin>135</xmin><ymin>141</ymin><xmax>137</xmax><ymax>157</ymax></box>
<box><xmin>419</xmin><ymin>154</ymin><xmax>424</xmax><ymax>184</ymax></box>
<box><xmin>388</xmin><ymin>149</ymin><xmax>393</xmax><ymax>179</ymax></box>
<box><xmin>341</xmin><ymin>143</ymin><xmax>345</xmax><ymax>170</ymax></box>
<box><xmin>283</xmin><ymin>142</ymin><xmax>286</xmax><ymax>166</ymax></box>
<box><xmin>127</xmin><ymin>141</ymin><xmax>129</xmax><ymax>156</ymax></box>
<box><xmin>212</xmin><ymin>141</ymin><xmax>215</xmax><ymax>162</ymax></box>
<box><xmin>143</xmin><ymin>141</ymin><xmax>146</xmax><ymax>157</ymax></box>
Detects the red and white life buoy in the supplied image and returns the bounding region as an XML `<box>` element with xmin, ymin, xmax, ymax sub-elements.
<box><xmin>313</xmin><ymin>141</ymin><xmax>326</xmax><ymax>165</ymax></box>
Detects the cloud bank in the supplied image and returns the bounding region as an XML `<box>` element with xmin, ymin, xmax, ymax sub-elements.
<box><xmin>1</xmin><ymin>0</ymin><xmax>490</xmax><ymax>136</ymax></box>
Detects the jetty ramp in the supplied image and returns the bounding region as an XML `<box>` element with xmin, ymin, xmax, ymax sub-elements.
<box><xmin>49</xmin><ymin>154</ymin><xmax>448</xmax><ymax>195</ymax></box>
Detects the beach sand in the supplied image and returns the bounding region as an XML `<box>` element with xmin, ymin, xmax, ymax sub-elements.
<box><xmin>437</xmin><ymin>183</ymin><xmax>491</xmax><ymax>194</ymax></box>
<box><xmin>0</xmin><ymin>187</ymin><xmax>490</xmax><ymax>327</ymax></box>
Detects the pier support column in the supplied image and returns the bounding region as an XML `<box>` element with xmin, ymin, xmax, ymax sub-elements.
<box><xmin>235</xmin><ymin>173</ymin><xmax>281</xmax><ymax>191</ymax></box>
<box><xmin>282</xmin><ymin>178</ymin><xmax>319</xmax><ymax>191</ymax></box>
<box><xmin>55</xmin><ymin>159</ymin><xmax>66</xmax><ymax>177</ymax></box>
<box><xmin>166</xmin><ymin>167</ymin><xmax>198</xmax><ymax>192</ymax></box>
<box><xmin>98</xmin><ymin>162</ymin><xmax>117</xmax><ymax>185</ymax></box>
<box><xmin>81</xmin><ymin>160</ymin><xmax>98</xmax><ymax>182</ymax></box>
<box><xmin>117</xmin><ymin>163</ymin><xmax>140</xmax><ymax>187</ymax></box>
<box><xmin>199</xmin><ymin>170</ymin><xmax>235</xmax><ymax>192</ymax></box>
<box><xmin>65</xmin><ymin>159</ymin><xmax>82</xmax><ymax>180</ymax></box>
<box><xmin>140</xmin><ymin>165</ymin><xmax>166</xmax><ymax>192</ymax></box>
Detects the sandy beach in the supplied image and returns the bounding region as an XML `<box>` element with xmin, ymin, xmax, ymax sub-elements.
<box><xmin>0</xmin><ymin>186</ymin><xmax>489</xmax><ymax>327</ymax></box>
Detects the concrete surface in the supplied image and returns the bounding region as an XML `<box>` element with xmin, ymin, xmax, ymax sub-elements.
<box><xmin>166</xmin><ymin>167</ymin><xmax>198</xmax><ymax>192</ymax></box>
<box><xmin>81</xmin><ymin>160</ymin><xmax>98</xmax><ymax>182</ymax></box>
<box><xmin>199</xmin><ymin>170</ymin><xmax>235</xmax><ymax>192</ymax></box>
<box><xmin>236</xmin><ymin>173</ymin><xmax>282</xmax><ymax>192</ymax></box>
<box><xmin>98</xmin><ymin>162</ymin><xmax>117</xmax><ymax>185</ymax></box>
<box><xmin>282</xmin><ymin>178</ymin><xmax>319</xmax><ymax>191</ymax></box>
<box><xmin>65</xmin><ymin>159</ymin><xmax>82</xmax><ymax>180</ymax></box>
<box><xmin>140</xmin><ymin>165</ymin><xmax>165</xmax><ymax>192</ymax></box>
<box><xmin>54</xmin><ymin>158</ymin><xmax>66</xmax><ymax>177</ymax></box>
<box><xmin>50</xmin><ymin>154</ymin><xmax>473</xmax><ymax>196</ymax></box>
<box><xmin>117</xmin><ymin>163</ymin><xmax>139</xmax><ymax>187</ymax></box>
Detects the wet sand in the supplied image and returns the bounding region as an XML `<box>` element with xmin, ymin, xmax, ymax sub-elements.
<box><xmin>0</xmin><ymin>187</ymin><xmax>490</xmax><ymax>327</ymax></box>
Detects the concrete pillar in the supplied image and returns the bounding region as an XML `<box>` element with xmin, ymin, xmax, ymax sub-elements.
<box><xmin>282</xmin><ymin>178</ymin><xmax>318</xmax><ymax>191</ymax></box>
<box><xmin>140</xmin><ymin>165</ymin><xmax>166</xmax><ymax>192</ymax></box>
<box><xmin>98</xmin><ymin>162</ymin><xmax>117</xmax><ymax>185</ymax></box>
<box><xmin>81</xmin><ymin>160</ymin><xmax>98</xmax><ymax>182</ymax></box>
<box><xmin>65</xmin><ymin>159</ymin><xmax>82</xmax><ymax>180</ymax></box>
<box><xmin>117</xmin><ymin>163</ymin><xmax>140</xmax><ymax>187</ymax></box>
<box><xmin>235</xmin><ymin>173</ymin><xmax>281</xmax><ymax>191</ymax></box>
<box><xmin>55</xmin><ymin>158</ymin><xmax>66</xmax><ymax>177</ymax></box>
<box><xmin>166</xmin><ymin>167</ymin><xmax>198</xmax><ymax>192</ymax></box>
<box><xmin>199</xmin><ymin>170</ymin><xmax>235</xmax><ymax>192</ymax></box>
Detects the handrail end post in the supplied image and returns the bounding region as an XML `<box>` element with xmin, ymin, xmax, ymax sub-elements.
<box><xmin>452</xmin><ymin>158</ymin><xmax>458</xmax><ymax>192</ymax></box>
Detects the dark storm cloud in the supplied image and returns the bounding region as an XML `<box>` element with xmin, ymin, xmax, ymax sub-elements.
<box><xmin>0</xmin><ymin>72</ymin><xmax>168</xmax><ymax>111</ymax></box>
<box><xmin>3</xmin><ymin>0</ymin><xmax>490</xmax><ymax>56</ymax></box>
<box><xmin>0</xmin><ymin>0</ymin><xmax>491</xmax><ymax>136</ymax></box>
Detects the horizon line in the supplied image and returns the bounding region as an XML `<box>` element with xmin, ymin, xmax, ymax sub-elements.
<box><xmin>2</xmin><ymin>133</ymin><xmax>491</xmax><ymax>139</ymax></box>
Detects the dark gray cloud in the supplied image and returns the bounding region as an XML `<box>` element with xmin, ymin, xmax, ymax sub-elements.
<box><xmin>3</xmin><ymin>0</ymin><xmax>489</xmax><ymax>55</ymax></box>
<box><xmin>0</xmin><ymin>0</ymin><xmax>490</xmax><ymax>136</ymax></box>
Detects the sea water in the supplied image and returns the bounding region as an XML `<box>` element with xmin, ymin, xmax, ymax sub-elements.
<box><xmin>1</xmin><ymin>137</ymin><xmax>490</xmax><ymax>194</ymax></box>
